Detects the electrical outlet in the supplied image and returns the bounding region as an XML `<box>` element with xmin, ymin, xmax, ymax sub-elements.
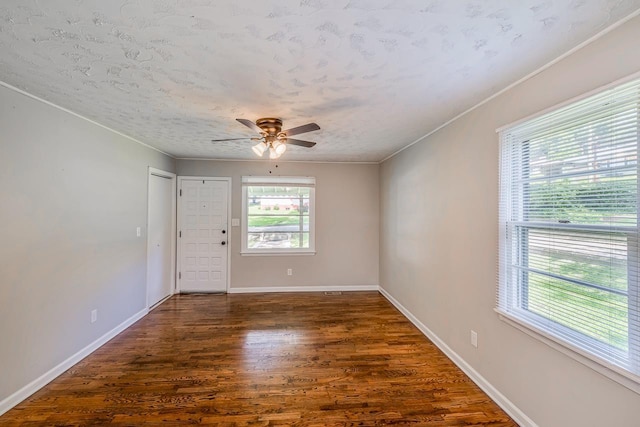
<box><xmin>471</xmin><ymin>330</ymin><xmax>478</xmax><ymax>348</ymax></box>
<box><xmin>136</xmin><ymin>227</ymin><xmax>141</xmax><ymax>237</ymax></box>
<box><xmin>91</xmin><ymin>309</ymin><xmax>98</xmax><ymax>324</ymax></box>
<box><xmin>287</xmin><ymin>268</ymin><xmax>292</xmax><ymax>276</ymax></box>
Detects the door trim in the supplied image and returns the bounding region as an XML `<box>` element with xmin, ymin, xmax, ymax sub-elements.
<box><xmin>146</xmin><ymin>167</ymin><xmax>177</xmax><ymax>310</ymax></box>
<box><xmin>176</xmin><ymin>176</ymin><xmax>232</xmax><ymax>293</ymax></box>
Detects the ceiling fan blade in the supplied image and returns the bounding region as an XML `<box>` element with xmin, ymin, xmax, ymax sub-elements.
<box><xmin>236</xmin><ymin>118</ymin><xmax>264</xmax><ymax>134</ymax></box>
<box><xmin>285</xmin><ymin>138</ymin><xmax>317</xmax><ymax>148</ymax></box>
<box><xmin>282</xmin><ymin>123</ymin><xmax>320</xmax><ymax>137</ymax></box>
<box><xmin>210</xmin><ymin>137</ymin><xmax>257</xmax><ymax>142</ymax></box>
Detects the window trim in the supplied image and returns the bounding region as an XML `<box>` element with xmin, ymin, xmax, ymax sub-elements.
<box><xmin>497</xmin><ymin>73</ymin><xmax>640</xmax><ymax>394</ymax></box>
<box><xmin>240</xmin><ymin>176</ymin><xmax>316</xmax><ymax>256</ymax></box>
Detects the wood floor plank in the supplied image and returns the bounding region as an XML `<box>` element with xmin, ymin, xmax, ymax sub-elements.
<box><xmin>0</xmin><ymin>292</ymin><xmax>516</xmax><ymax>426</ymax></box>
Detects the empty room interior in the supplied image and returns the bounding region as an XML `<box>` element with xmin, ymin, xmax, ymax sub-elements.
<box><xmin>2</xmin><ymin>1</ymin><xmax>640</xmax><ymax>426</ymax></box>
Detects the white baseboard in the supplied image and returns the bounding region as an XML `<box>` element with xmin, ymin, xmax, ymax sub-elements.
<box><xmin>0</xmin><ymin>307</ymin><xmax>149</xmax><ymax>417</ymax></box>
<box><xmin>228</xmin><ymin>285</ymin><xmax>379</xmax><ymax>294</ymax></box>
<box><xmin>378</xmin><ymin>287</ymin><xmax>537</xmax><ymax>427</ymax></box>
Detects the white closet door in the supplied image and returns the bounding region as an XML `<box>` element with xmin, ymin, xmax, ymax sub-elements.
<box><xmin>147</xmin><ymin>173</ymin><xmax>174</xmax><ymax>307</ymax></box>
<box><xmin>179</xmin><ymin>179</ymin><xmax>228</xmax><ymax>292</ymax></box>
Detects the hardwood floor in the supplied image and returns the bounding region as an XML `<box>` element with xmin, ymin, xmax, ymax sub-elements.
<box><xmin>1</xmin><ymin>292</ymin><xmax>515</xmax><ymax>426</ymax></box>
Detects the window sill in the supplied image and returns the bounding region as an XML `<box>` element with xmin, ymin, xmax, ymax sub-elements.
<box><xmin>240</xmin><ymin>250</ymin><xmax>316</xmax><ymax>257</ymax></box>
<box><xmin>495</xmin><ymin>308</ymin><xmax>640</xmax><ymax>395</ymax></box>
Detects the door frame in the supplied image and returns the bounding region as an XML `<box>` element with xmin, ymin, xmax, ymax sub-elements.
<box><xmin>176</xmin><ymin>176</ymin><xmax>232</xmax><ymax>293</ymax></box>
<box><xmin>146</xmin><ymin>167</ymin><xmax>177</xmax><ymax>310</ymax></box>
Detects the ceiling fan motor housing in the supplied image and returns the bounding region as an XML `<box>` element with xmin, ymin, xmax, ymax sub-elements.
<box><xmin>256</xmin><ymin>118</ymin><xmax>283</xmax><ymax>136</ymax></box>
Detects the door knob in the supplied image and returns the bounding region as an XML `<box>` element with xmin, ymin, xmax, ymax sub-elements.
<box><xmin>222</xmin><ymin>230</ymin><xmax>226</xmax><ymax>234</ymax></box>
<box><xmin>221</xmin><ymin>241</ymin><xmax>226</xmax><ymax>245</ymax></box>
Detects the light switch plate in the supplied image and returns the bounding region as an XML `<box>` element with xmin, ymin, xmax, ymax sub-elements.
<box><xmin>231</xmin><ymin>218</ymin><xmax>240</xmax><ymax>227</ymax></box>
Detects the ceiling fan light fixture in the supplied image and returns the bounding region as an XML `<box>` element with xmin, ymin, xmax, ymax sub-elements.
<box><xmin>252</xmin><ymin>141</ymin><xmax>267</xmax><ymax>157</ymax></box>
<box><xmin>269</xmin><ymin>145</ymin><xmax>280</xmax><ymax>159</ymax></box>
<box><xmin>272</xmin><ymin>140</ymin><xmax>287</xmax><ymax>156</ymax></box>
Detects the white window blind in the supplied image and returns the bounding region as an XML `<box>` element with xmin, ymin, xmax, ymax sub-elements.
<box><xmin>241</xmin><ymin>176</ymin><xmax>315</xmax><ymax>254</ymax></box>
<box><xmin>498</xmin><ymin>78</ymin><xmax>640</xmax><ymax>384</ymax></box>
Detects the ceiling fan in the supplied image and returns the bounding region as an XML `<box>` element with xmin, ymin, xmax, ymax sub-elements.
<box><xmin>212</xmin><ymin>118</ymin><xmax>320</xmax><ymax>159</ymax></box>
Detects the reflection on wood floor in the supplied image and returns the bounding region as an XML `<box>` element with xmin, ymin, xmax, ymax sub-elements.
<box><xmin>1</xmin><ymin>292</ymin><xmax>516</xmax><ymax>426</ymax></box>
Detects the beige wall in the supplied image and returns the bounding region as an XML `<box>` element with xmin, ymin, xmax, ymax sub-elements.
<box><xmin>177</xmin><ymin>160</ymin><xmax>379</xmax><ymax>289</ymax></box>
<box><xmin>379</xmin><ymin>15</ymin><xmax>640</xmax><ymax>427</ymax></box>
<box><xmin>0</xmin><ymin>85</ymin><xmax>175</xmax><ymax>403</ymax></box>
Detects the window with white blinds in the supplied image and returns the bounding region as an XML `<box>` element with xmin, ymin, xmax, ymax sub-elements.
<box><xmin>498</xmin><ymin>78</ymin><xmax>640</xmax><ymax>386</ymax></box>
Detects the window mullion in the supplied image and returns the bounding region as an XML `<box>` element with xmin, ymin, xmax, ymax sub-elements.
<box><xmin>298</xmin><ymin>193</ymin><xmax>303</xmax><ymax>248</ymax></box>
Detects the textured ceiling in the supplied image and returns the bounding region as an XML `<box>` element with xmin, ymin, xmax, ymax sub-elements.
<box><xmin>1</xmin><ymin>1</ymin><xmax>639</xmax><ymax>162</ymax></box>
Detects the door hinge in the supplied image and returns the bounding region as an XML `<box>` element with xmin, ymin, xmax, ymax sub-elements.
<box><xmin>179</xmin><ymin>189</ymin><xmax>182</xmax><ymax>196</ymax></box>
<box><xmin>179</xmin><ymin>230</ymin><xmax>182</xmax><ymax>238</ymax></box>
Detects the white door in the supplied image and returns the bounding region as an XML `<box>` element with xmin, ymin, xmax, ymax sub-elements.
<box><xmin>179</xmin><ymin>179</ymin><xmax>229</xmax><ymax>292</ymax></box>
<box><xmin>147</xmin><ymin>172</ymin><xmax>174</xmax><ymax>307</ymax></box>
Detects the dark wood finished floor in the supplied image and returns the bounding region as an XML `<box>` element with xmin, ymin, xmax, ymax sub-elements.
<box><xmin>1</xmin><ymin>292</ymin><xmax>515</xmax><ymax>426</ymax></box>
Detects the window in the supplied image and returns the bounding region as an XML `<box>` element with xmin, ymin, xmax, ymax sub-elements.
<box><xmin>241</xmin><ymin>176</ymin><xmax>315</xmax><ymax>254</ymax></box>
<box><xmin>498</xmin><ymin>78</ymin><xmax>640</xmax><ymax>387</ymax></box>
